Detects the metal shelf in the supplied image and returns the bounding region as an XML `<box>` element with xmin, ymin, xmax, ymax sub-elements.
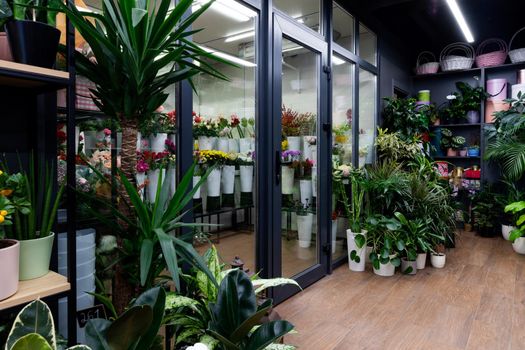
<box><xmin>0</xmin><ymin>60</ymin><xmax>69</xmax><ymax>91</ymax></box>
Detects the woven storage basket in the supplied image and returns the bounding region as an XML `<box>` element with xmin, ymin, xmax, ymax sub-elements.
<box><xmin>416</xmin><ymin>51</ymin><xmax>439</xmax><ymax>75</ymax></box>
<box><xmin>509</xmin><ymin>27</ymin><xmax>525</xmax><ymax>64</ymax></box>
<box><xmin>440</xmin><ymin>42</ymin><xmax>475</xmax><ymax>71</ymax></box>
<box><xmin>475</xmin><ymin>38</ymin><xmax>508</xmax><ymax>67</ymax></box>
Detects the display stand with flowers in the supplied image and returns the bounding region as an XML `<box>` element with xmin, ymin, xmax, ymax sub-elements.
<box><xmin>193</xmin><ymin>114</ymin><xmax>219</xmax><ymax>151</ymax></box>
<box><xmin>145</xmin><ymin>151</ymin><xmax>168</xmax><ymax>203</ymax></box>
<box><xmin>198</xmin><ymin>150</ymin><xmax>230</xmax><ymax>212</ymax></box>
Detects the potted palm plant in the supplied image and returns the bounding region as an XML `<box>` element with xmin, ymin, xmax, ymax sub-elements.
<box><xmin>56</xmin><ymin>0</ymin><xmax>230</xmax><ymax>312</ymax></box>
<box><xmin>0</xmin><ymin>162</ymin><xmax>64</xmax><ymax>280</ymax></box>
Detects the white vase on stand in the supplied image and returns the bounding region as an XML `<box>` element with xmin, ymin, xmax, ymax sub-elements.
<box><xmin>150</xmin><ymin>133</ymin><xmax>168</xmax><ymax>152</ymax></box>
<box><xmin>299</xmin><ymin>179</ymin><xmax>312</xmax><ymax>206</ymax></box>
<box><xmin>240</xmin><ymin>165</ymin><xmax>254</xmax><ymax>192</ymax></box>
<box><xmin>221</xmin><ymin>165</ymin><xmax>235</xmax><ymax>195</ymax></box>
<box><xmin>287</xmin><ymin>136</ymin><xmax>301</xmax><ymax>152</ymax></box>
<box><xmin>239</xmin><ymin>138</ymin><xmax>251</xmax><ymax>153</ymax></box>
<box><xmin>302</xmin><ymin>136</ymin><xmax>314</xmax><ymax>160</ymax></box>
<box><xmin>193</xmin><ymin>176</ymin><xmax>202</xmax><ymax>199</ymax></box>
<box><xmin>281</xmin><ymin>166</ymin><xmax>295</xmax><ymax>195</ymax></box>
<box><xmin>147</xmin><ymin>169</ymin><xmax>166</xmax><ymax>203</ymax></box>
<box><xmin>217</xmin><ymin>137</ymin><xmax>229</xmax><ymax>153</ymax></box>
<box><xmin>228</xmin><ymin>139</ymin><xmax>239</xmax><ymax>153</ymax></box>
<box><xmin>297</xmin><ymin>213</ymin><xmax>314</xmax><ymax>248</ymax></box>
<box><xmin>198</xmin><ymin>136</ymin><xmax>216</xmax><ymax>151</ymax></box>
<box><xmin>207</xmin><ymin>168</ymin><xmax>222</xmax><ymax>197</ymax></box>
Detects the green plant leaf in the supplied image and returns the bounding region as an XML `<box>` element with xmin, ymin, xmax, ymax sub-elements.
<box><xmin>140</xmin><ymin>238</ymin><xmax>154</xmax><ymax>286</ymax></box>
<box><xmin>85</xmin><ymin>318</ymin><xmax>112</xmax><ymax>350</ymax></box>
<box><xmin>11</xmin><ymin>333</ymin><xmax>53</xmax><ymax>350</ymax></box>
<box><xmin>132</xmin><ymin>287</ymin><xmax>166</xmax><ymax>350</ymax></box>
<box><xmin>391</xmin><ymin>257</ymin><xmax>401</xmax><ymax>267</ymax></box>
<box><xmin>165</xmin><ymin>293</ymin><xmax>199</xmax><ymax>311</ymax></box>
<box><xmin>354</xmin><ymin>233</ymin><xmax>366</xmax><ymax>249</ymax></box>
<box><xmin>252</xmin><ymin>278</ymin><xmax>301</xmax><ymax>295</ymax></box>
<box><xmin>106</xmin><ymin>305</ymin><xmax>153</xmax><ymax>349</ymax></box>
<box><xmin>6</xmin><ymin>300</ymin><xmax>56</xmax><ymax>350</ymax></box>
<box><xmin>229</xmin><ymin>304</ymin><xmax>272</xmax><ymax>344</ymax></box>
<box><xmin>155</xmin><ymin>228</ymin><xmax>181</xmax><ymax>289</ymax></box>
<box><xmin>245</xmin><ymin>320</ymin><xmax>294</xmax><ymax>350</ymax></box>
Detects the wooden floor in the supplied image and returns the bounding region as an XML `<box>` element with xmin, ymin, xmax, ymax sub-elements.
<box><xmin>276</xmin><ymin>230</ymin><xmax>525</xmax><ymax>350</ymax></box>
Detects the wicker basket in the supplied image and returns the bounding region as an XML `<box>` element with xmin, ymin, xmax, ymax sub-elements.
<box><xmin>509</xmin><ymin>27</ymin><xmax>525</xmax><ymax>64</ymax></box>
<box><xmin>440</xmin><ymin>42</ymin><xmax>475</xmax><ymax>71</ymax></box>
<box><xmin>416</xmin><ymin>51</ymin><xmax>439</xmax><ymax>75</ymax></box>
<box><xmin>475</xmin><ymin>38</ymin><xmax>508</xmax><ymax>67</ymax></box>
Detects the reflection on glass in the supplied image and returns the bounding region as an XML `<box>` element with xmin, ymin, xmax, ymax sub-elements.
<box><xmin>191</xmin><ymin>1</ymin><xmax>257</xmax><ymax>273</ymax></box>
<box><xmin>333</xmin><ymin>2</ymin><xmax>354</xmax><ymax>52</ymax></box>
<box><xmin>273</xmin><ymin>0</ymin><xmax>320</xmax><ymax>33</ymax></box>
<box><xmin>358</xmin><ymin>68</ymin><xmax>376</xmax><ymax>167</ymax></box>
<box><xmin>359</xmin><ymin>24</ymin><xmax>377</xmax><ymax>65</ymax></box>
<box><xmin>281</xmin><ymin>38</ymin><xmax>318</xmax><ymax>278</ymax></box>
<box><xmin>331</xmin><ymin>54</ymin><xmax>353</xmax><ymax>262</ymax></box>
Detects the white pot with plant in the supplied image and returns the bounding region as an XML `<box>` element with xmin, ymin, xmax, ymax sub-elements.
<box><xmin>281</xmin><ymin>166</ymin><xmax>295</xmax><ymax>195</ymax></box>
<box><xmin>336</xmin><ymin>166</ymin><xmax>368</xmax><ymax>272</ymax></box>
<box><xmin>149</xmin><ymin>133</ymin><xmax>168</xmax><ymax>153</ymax></box>
<box><xmin>504</xmin><ymin>201</ymin><xmax>525</xmax><ymax>254</ymax></box>
<box><xmin>299</xmin><ymin>179</ymin><xmax>312</xmax><ymax>206</ymax></box>
<box><xmin>0</xmin><ymin>238</ymin><xmax>19</xmax><ymax>300</ymax></box>
<box><xmin>1</xmin><ymin>165</ymin><xmax>65</xmax><ymax>281</ymax></box>
<box><xmin>296</xmin><ymin>203</ymin><xmax>314</xmax><ymax>248</ymax></box>
<box><xmin>502</xmin><ymin>224</ymin><xmax>515</xmax><ymax>240</ymax></box>
<box><xmin>239</xmin><ymin>138</ymin><xmax>252</xmax><ymax>153</ymax></box>
<box><xmin>286</xmin><ymin>136</ymin><xmax>301</xmax><ymax>152</ymax></box>
<box><xmin>395</xmin><ymin>212</ymin><xmax>427</xmax><ymax>275</ymax></box>
<box><xmin>207</xmin><ymin>168</ymin><xmax>222</xmax><ymax>197</ymax></box>
<box><xmin>217</xmin><ymin>137</ymin><xmax>229</xmax><ymax>153</ymax></box>
<box><xmin>416</xmin><ymin>252</ymin><xmax>427</xmax><ymax>270</ymax></box>
<box><xmin>147</xmin><ymin>168</ymin><xmax>166</xmax><ymax>203</ymax></box>
<box><xmin>193</xmin><ymin>176</ymin><xmax>202</xmax><ymax>199</ymax></box>
<box><xmin>430</xmin><ymin>244</ymin><xmax>446</xmax><ymax>268</ymax></box>
<box><xmin>367</xmin><ymin>216</ymin><xmax>402</xmax><ymax>277</ymax></box>
<box><xmin>198</xmin><ymin>136</ymin><xmax>216</xmax><ymax>151</ymax></box>
<box><xmin>302</xmin><ymin>136</ymin><xmax>316</xmax><ymax>160</ymax></box>
<box><xmin>228</xmin><ymin>139</ymin><xmax>239</xmax><ymax>153</ymax></box>
<box><xmin>240</xmin><ymin>165</ymin><xmax>253</xmax><ymax>192</ymax></box>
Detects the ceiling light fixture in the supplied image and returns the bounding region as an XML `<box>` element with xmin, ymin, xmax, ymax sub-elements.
<box><xmin>445</xmin><ymin>0</ymin><xmax>474</xmax><ymax>43</ymax></box>
<box><xmin>199</xmin><ymin>45</ymin><xmax>256</xmax><ymax>67</ymax></box>
<box><xmin>224</xmin><ymin>31</ymin><xmax>255</xmax><ymax>43</ymax></box>
<box><xmin>332</xmin><ymin>56</ymin><xmax>346</xmax><ymax>65</ymax></box>
<box><xmin>192</xmin><ymin>0</ymin><xmax>256</xmax><ymax>22</ymax></box>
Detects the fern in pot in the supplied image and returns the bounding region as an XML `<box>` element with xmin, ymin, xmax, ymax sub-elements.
<box><xmin>0</xmin><ymin>161</ymin><xmax>64</xmax><ymax>280</ymax></box>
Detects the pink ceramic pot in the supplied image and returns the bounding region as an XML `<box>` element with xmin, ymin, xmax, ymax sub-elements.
<box><xmin>447</xmin><ymin>148</ymin><xmax>458</xmax><ymax>157</ymax></box>
<box><xmin>0</xmin><ymin>32</ymin><xmax>13</xmax><ymax>61</ymax></box>
<box><xmin>0</xmin><ymin>239</ymin><xmax>19</xmax><ymax>300</ymax></box>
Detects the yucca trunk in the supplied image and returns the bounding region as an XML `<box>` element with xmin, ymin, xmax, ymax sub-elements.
<box><xmin>113</xmin><ymin>115</ymin><xmax>139</xmax><ymax>313</ymax></box>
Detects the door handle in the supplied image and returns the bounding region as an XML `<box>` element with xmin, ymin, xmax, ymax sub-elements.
<box><xmin>275</xmin><ymin>150</ymin><xmax>281</xmax><ymax>185</ymax></box>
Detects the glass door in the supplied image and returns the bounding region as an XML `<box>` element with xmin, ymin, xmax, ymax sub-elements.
<box><xmin>272</xmin><ymin>14</ymin><xmax>329</xmax><ymax>302</ymax></box>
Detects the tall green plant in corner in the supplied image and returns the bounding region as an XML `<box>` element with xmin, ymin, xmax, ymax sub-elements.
<box><xmin>56</xmin><ymin>0</ymin><xmax>230</xmax><ymax>312</ymax></box>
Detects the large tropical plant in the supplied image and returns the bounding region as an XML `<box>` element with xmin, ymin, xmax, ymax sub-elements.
<box><xmin>485</xmin><ymin>93</ymin><xmax>525</xmax><ymax>181</ymax></box>
<box><xmin>55</xmin><ymin>0</ymin><xmax>229</xmax><ymax>200</ymax></box>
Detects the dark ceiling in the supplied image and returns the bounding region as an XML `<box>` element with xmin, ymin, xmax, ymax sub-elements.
<box><xmin>347</xmin><ymin>0</ymin><xmax>525</xmax><ymax>61</ymax></box>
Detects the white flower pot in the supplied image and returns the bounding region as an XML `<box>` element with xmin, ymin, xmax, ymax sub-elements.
<box><xmin>346</xmin><ymin>229</ymin><xmax>368</xmax><ymax>272</ymax></box>
<box><xmin>311</xmin><ymin>148</ymin><xmax>317</xmax><ymax>165</ymax></box>
<box><xmin>311</xmin><ymin>166</ymin><xmax>317</xmax><ymax>197</ymax></box>
<box><xmin>75</xmin><ymin>126</ymin><xmax>80</xmax><ymax>154</ymax></box>
<box><xmin>239</xmin><ymin>138</ymin><xmax>252</xmax><ymax>153</ymax></box>
<box><xmin>373</xmin><ymin>257</ymin><xmax>396</xmax><ymax>277</ymax></box>
<box><xmin>221</xmin><ymin>165</ymin><xmax>235</xmax><ymax>194</ymax></box>
<box><xmin>207</xmin><ymin>168</ymin><xmax>221</xmax><ymax>197</ymax></box>
<box><xmin>228</xmin><ymin>139</ymin><xmax>239</xmax><ymax>153</ymax></box>
<box><xmin>297</xmin><ymin>213</ymin><xmax>314</xmax><ymax>248</ymax></box>
<box><xmin>240</xmin><ymin>165</ymin><xmax>254</xmax><ymax>192</ymax></box>
<box><xmin>217</xmin><ymin>137</ymin><xmax>229</xmax><ymax>153</ymax></box>
<box><xmin>302</xmin><ymin>136</ymin><xmax>314</xmax><ymax>160</ymax></box>
<box><xmin>281</xmin><ymin>166</ymin><xmax>295</xmax><ymax>195</ymax></box>
<box><xmin>401</xmin><ymin>258</ymin><xmax>417</xmax><ymax>275</ymax></box>
<box><xmin>299</xmin><ymin>179</ymin><xmax>312</xmax><ymax>206</ymax></box>
<box><xmin>430</xmin><ymin>253</ymin><xmax>446</xmax><ymax>268</ymax></box>
<box><xmin>331</xmin><ymin>219</ymin><xmax>338</xmax><ymax>254</ymax></box>
<box><xmin>198</xmin><ymin>136</ymin><xmax>216</xmax><ymax>151</ymax></box>
<box><xmin>193</xmin><ymin>176</ymin><xmax>202</xmax><ymax>199</ymax></box>
<box><xmin>150</xmin><ymin>133</ymin><xmax>168</xmax><ymax>152</ymax></box>
<box><xmin>147</xmin><ymin>169</ymin><xmax>165</xmax><ymax>203</ymax></box>
<box><xmin>137</xmin><ymin>131</ymin><xmax>142</xmax><ymax>151</ymax></box>
<box><xmin>416</xmin><ymin>252</ymin><xmax>427</xmax><ymax>270</ymax></box>
<box><xmin>365</xmin><ymin>246</ymin><xmax>373</xmax><ymax>263</ymax></box>
<box><xmin>287</xmin><ymin>136</ymin><xmax>301</xmax><ymax>152</ymax></box>
<box><xmin>512</xmin><ymin>237</ymin><xmax>525</xmax><ymax>254</ymax></box>
<box><xmin>502</xmin><ymin>224</ymin><xmax>515</xmax><ymax>241</ymax></box>
<box><xmin>167</xmin><ymin>165</ymin><xmax>176</xmax><ymax>197</ymax></box>
<box><xmin>136</xmin><ymin>172</ymin><xmax>146</xmax><ymax>200</ymax></box>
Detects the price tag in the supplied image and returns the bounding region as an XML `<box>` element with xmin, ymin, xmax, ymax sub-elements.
<box><xmin>76</xmin><ymin>304</ymin><xmax>108</xmax><ymax>328</ymax></box>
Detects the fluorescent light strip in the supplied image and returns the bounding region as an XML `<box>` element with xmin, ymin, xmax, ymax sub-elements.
<box><xmin>225</xmin><ymin>31</ymin><xmax>255</xmax><ymax>43</ymax></box>
<box><xmin>332</xmin><ymin>56</ymin><xmax>346</xmax><ymax>65</ymax></box>
<box><xmin>199</xmin><ymin>45</ymin><xmax>256</xmax><ymax>67</ymax></box>
<box><xmin>192</xmin><ymin>0</ymin><xmax>255</xmax><ymax>22</ymax></box>
<box><xmin>445</xmin><ymin>0</ymin><xmax>474</xmax><ymax>43</ymax></box>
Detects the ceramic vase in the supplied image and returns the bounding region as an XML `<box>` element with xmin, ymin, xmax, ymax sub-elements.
<box><xmin>346</xmin><ymin>229</ymin><xmax>367</xmax><ymax>272</ymax></box>
<box><xmin>297</xmin><ymin>213</ymin><xmax>314</xmax><ymax>248</ymax></box>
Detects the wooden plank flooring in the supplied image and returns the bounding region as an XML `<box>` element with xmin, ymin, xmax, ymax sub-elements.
<box><xmin>276</xmin><ymin>230</ymin><xmax>525</xmax><ymax>349</ymax></box>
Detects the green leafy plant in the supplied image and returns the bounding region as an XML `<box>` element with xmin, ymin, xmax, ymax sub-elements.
<box><xmin>164</xmin><ymin>246</ymin><xmax>300</xmax><ymax>349</ymax></box>
<box><xmin>485</xmin><ymin>93</ymin><xmax>525</xmax><ymax>181</ymax></box>
<box><xmin>472</xmin><ymin>187</ymin><xmax>499</xmax><ymax>237</ymax></box>
<box><xmin>78</xmin><ymin>162</ymin><xmax>217</xmax><ymax>290</ymax></box>
<box><xmin>85</xmin><ymin>287</ymin><xmax>166</xmax><ymax>350</ymax></box>
<box><xmin>0</xmin><ymin>159</ymin><xmax>64</xmax><ymax>240</ymax></box>
<box><xmin>382</xmin><ymin>97</ymin><xmax>430</xmax><ymax>140</ymax></box>
<box><xmin>451</xmin><ymin>136</ymin><xmax>466</xmax><ymax>150</ymax></box>
<box><xmin>455</xmin><ymin>81</ymin><xmax>488</xmax><ymax>112</ymax></box>
<box><xmin>505</xmin><ymin>201</ymin><xmax>525</xmax><ymax>242</ymax></box>
<box><xmin>5</xmin><ymin>299</ymin><xmax>90</xmax><ymax>350</ymax></box>
<box><xmin>366</xmin><ymin>214</ymin><xmax>402</xmax><ymax>270</ymax></box>
<box><xmin>207</xmin><ymin>270</ymin><xmax>294</xmax><ymax>350</ymax></box>
<box><xmin>375</xmin><ymin>128</ymin><xmax>422</xmax><ymax>163</ymax></box>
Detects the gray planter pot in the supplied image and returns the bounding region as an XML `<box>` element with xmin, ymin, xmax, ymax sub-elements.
<box><xmin>401</xmin><ymin>258</ymin><xmax>417</xmax><ymax>275</ymax></box>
